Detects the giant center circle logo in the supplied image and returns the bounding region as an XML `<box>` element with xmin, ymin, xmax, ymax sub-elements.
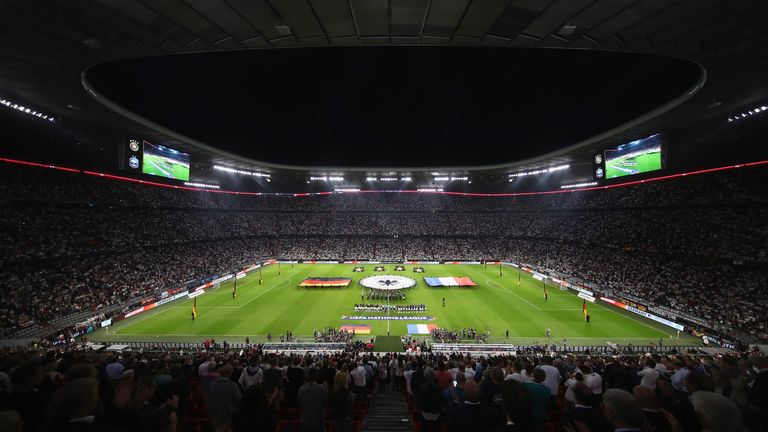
<box><xmin>360</xmin><ymin>275</ymin><xmax>416</xmax><ymax>290</ymax></box>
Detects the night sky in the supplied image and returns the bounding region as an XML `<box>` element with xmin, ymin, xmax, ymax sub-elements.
<box><xmin>86</xmin><ymin>47</ymin><xmax>701</xmax><ymax>168</ymax></box>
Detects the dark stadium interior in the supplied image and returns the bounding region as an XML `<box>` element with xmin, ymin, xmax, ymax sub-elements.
<box><xmin>83</xmin><ymin>48</ymin><xmax>701</xmax><ymax>168</ymax></box>
<box><xmin>3</xmin><ymin>1</ymin><xmax>768</xmax><ymax>432</ymax></box>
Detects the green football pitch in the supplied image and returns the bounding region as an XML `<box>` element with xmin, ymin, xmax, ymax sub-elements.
<box><xmin>606</xmin><ymin>152</ymin><xmax>661</xmax><ymax>179</ymax></box>
<box><xmin>91</xmin><ymin>264</ymin><xmax>700</xmax><ymax>347</ymax></box>
<box><xmin>142</xmin><ymin>154</ymin><xmax>189</xmax><ymax>181</ymax></box>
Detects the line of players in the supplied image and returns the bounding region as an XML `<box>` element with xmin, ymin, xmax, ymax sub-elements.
<box><xmin>362</xmin><ymin>289</ymin><xmax>406</xmax><ymax>301</ymax></box>
<box><xmin>353</xmin><ymin>303</ymin><xmax>427</xmax><ymax>313</ymax></box>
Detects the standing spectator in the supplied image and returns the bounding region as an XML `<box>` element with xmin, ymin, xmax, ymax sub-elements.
<box><xmin>602</xmin><ymin>389</ymin><xmax>644</xmax><ymax>432</ymax></box>
<box><xmin>582</xmin><ymin>365</ymin><xmax>604</xmax><ymax>403</ymax></box>
<box><xmin>297</xmin><ymin>367</ymin><xmax>328</xmax><ymax>432</ymax></box>
<box><xmin>207</xmin><ymin>365</ymin><xmax>241</xmax><ymax>432</ymax></box>
<box><xmin>499</xmin><ymin>380</ymin><xmax>530</xmax><ymax>431</ymax></box>
<box><xmin>563</xmin><ymin>372</ymin><xmax>584</xmax><ymax>409</ymax></box>
<box><xmin>232</xmin><ymin>386</ymin><xmax>279</xmax><ymax>432</ymax></box>
<box><xmin>447</xmin><ymin>380</ymin><xmax>492</xmax><ymax>432</ymax></box>
<box><xmin>417</xmin><ymin>370</ymin><xmax>444</xmax><ymax>432</ymax></box>
<box><xmin>633</xmin><ymin>385</ymin><xmax>674</xmax><ymax>432</ymax></box>
<box><xmin>434</xmin><ymin>361</ymin><xmax>452</xmax><ymax>391</ymax></box>
<box><xmin>237</xmin><ymin>361</ymin><xmax>263</xmax><ymax>390</ymax></box>
<box><xmin>40</xmin><ymin>378</ymin><xmax>102</xmax><ymax>432</ymax></box>
<box><xmin>444</xmin><ymin>373</ymin><xmax>466</xmax><ymax>404</ymax></box>
<box><xmin>105</xmin><ymin>356</ymin><xmax>125</xmax><ymax>381</ymax></box>
<box><xmin>286</xmin><ymin>358</ymin><xmax>304</xmax><ymax>406</ymax></box>
<box><xmin>749</xmin><ymin>357</ymin><xmax>768</xmax><ymax>430</ymax></box>
<box><xmin>536</xmin><ymin>356</ymin><xmax>561</xmax><ymax>399</ymax></box>
<box><xmin>638</xmin><ymin>359</ymin><xmax>660</xmax><ymax>389</ymax></box>
<box><xmin>523</xmin><ymin>369</ymin><xmax>550</xmax><ymax>428</ymax></box>
<box><xmin>330</xmin><ymin>372</ymin><xmax>353</xmax><ymax>432</ymax></box>
<box><xmin>351</xmin><ymin>361</ymin><xmax>367</xmax><ymax>401</ymax></box>
<box><xmin>690</xmin><ymin>391</ymin><xmax>744</xmax><ymax>432</ymax></box>
<box><xmin>562</xmin><ymin>383</ymin><xmax>610</xmax><ymax>432</ymax></box>
<box><xmin>671</xmin><ymin>359</ymin><xmax>691</xmax><ymax>398</ymax></box>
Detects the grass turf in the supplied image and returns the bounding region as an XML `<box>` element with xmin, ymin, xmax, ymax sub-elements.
<box><xmin>142</xmin><ymin>154</ymin><xmax>189</xmax><ymax>181</ymax></box>
<box><xmin>91</xmin><ymin>263</ymin><xmax>700</xmax><ymax>347</ymax></box>
<box><xmin>373</xmin><ymin>336</ymin><xmax>404</xmax><ymax>352</ymax></box>
<box><xmin>606</xmin><ymin>151</ymin><xmax>662</xmax><ymax>179</ymax></box>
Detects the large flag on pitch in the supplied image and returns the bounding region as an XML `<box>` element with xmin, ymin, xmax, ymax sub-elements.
<box><xmin>583</xmin><ymin>299</ymin><xmax>587</xmax><ymax>320</ymax></box>
<box><xmin>423</xmin><ymin>277</ymin><xmax>477</xmax><ymax>287</ymax></box>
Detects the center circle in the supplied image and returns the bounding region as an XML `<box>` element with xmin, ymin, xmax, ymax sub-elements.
<box><xmin>360</xmin><ymin>275</ymin><xmax>416</xmax><ymax>290</ymax></box>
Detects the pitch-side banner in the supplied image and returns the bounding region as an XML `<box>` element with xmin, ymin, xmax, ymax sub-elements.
<box><xmin>156</xmin><ymin>291</ymin><xmax>188</xmax><ymax>306</ymax></box>
<box><xmin>601</xmin><ymin>297</ymin><xmax>684</xmax><ymax>331</ymax></box>
<box><xmin>188</xmin><ymin>290</ymin><xmax>205</xmax><ymax>299</ymax></box>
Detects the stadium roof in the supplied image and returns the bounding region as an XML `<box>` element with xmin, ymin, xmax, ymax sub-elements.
<box><xmin>1</xmin><ymin>0</ymin><xmax>768</xmax><ymax>188</ymax></box>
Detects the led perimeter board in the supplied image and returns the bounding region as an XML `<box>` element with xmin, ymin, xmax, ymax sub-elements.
<box><xmin>142</xmin><ymin>141</ymin><xmax>190</xmax><ymax>181</ymax></box>
<box><xmin>604</xmin><ymin>134</ymin><xmax>663</xmax><ymax>179</ymax></box>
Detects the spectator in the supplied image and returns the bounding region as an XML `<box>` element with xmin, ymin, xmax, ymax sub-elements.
<box><xmin>690</xmin><ymin>391</ymin><xmax>744</xmax><ymax>432</ymax></box>
<box><xmin>207</xmin><ymin>364</ymin><xmax>241</xmax><ymax>432</ymax></box>
<box><xmin>330</xmin><ymin>371</ymin><xmax>353</xmax><ymax>432</ymax></box>
<box><xmin>41</xmin><ymin>378</ymin><xmax>103</xmax><ymax>432</ymax></box>
<box><xmin>523</xmin><ymin>369</ymin><xmax>550</xmax><ymax>427</ymax></box>
<box><xmin>297</xmin><ymin>367</ymin><xmax>328</xmax><ymax>432</ymax></box>
<box><xmin>536</xmin><ymin>356</ymin><xmax>561</xmax><ymax>399</ymax></box>
<box><xmin>444</xmin><ymin>372</ymin><xmax>466</xmax><ymax>405</ymax></box>
<box><xmin>562</xmin><ymin>382</ymin><xmax>611</xmax><ymax>432</ymax></box>
<box><xmin>602</xmin><ymin>389</ymin><xmax>644</xmax><ymax>432</ymax></box>
<box><xmin>638</xmin><ymin>359</ymin><xmax>660</xmax><ymax>389</ymax></box>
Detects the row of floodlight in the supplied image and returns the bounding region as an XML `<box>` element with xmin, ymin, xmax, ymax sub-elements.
<box><xmin>366</xmin><ymin>176</ymin><xmax>412</xmax><ymax>182</ymax></box>
<box><xmin>213</xmin><ymin>165</ymin><xmax>270</xmax><ymax>181</ymax></box>
<box><xmin>560</xmin><ymin>181</ymin><xmax>597</xmax><ymax>189</ymax></box>
<box><xmin>728</xmin><ymin>105</ymin><xmax>767</xmax><ymax>122</ymax></box>
<box><xmin>433</xmin><ymin>176</ymin><xmax>469</xmax><ymax>181</ymax></box>
<box><xmin>0</xmin><ymin>97</ymin><xmax>55</xmax><ymax>121</ymax></box>
<box><xmin>184</xmin><ymin>182</ymin><xmax>220</xmax><ymax>189</ymax></box>
<box><xmin>508</xmin><ymin>164</ymin><xmax>569</xmax><ymax>180</ymax></box>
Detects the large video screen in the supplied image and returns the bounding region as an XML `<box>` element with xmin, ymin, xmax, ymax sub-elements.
<box><xmin>142</xmin><ymin>141</ymin><xmax>190</xmax><ymax>181</ymax></box>
<box><xmin>604</xmin><ymin>133</ymin><xmax>662</xmax><ymax>179</ymax></box>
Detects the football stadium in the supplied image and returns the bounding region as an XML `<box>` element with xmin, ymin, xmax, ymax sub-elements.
<box><xmin>1</xmin><ymin>2</ymin><xmax>768</xmax><ymax>432</ymax></box>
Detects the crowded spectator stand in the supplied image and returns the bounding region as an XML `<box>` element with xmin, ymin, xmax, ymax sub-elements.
<box><xmin>1</xmin><ymin>161</ymin><xmax>767</xmax><ymax>347</ymax></box>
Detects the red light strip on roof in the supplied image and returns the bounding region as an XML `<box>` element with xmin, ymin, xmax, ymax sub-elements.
<box><xmin>0</xmin><ymin>157</ymin><xmax>80</xmax><ymax>173</ymax></box>
<box><xmin>1</xmin><ymin>157</ymin><xmax>768</xmax><ymax>197</ymax></box>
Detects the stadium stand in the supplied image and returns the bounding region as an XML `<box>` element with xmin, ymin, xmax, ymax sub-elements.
<box><xmin>1</xmin><ymin>162</ymin><xmax>766</xmax><ymax>343</ymax></box>
<box><xmin>0</xmin><ymin>343</ymin><xmax>764</xmax><ymax>432</ymax></box>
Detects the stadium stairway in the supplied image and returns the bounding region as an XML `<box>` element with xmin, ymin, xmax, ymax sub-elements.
<box><xmin>363</xmin><ymin>390</ymin><xmax>412</xmax><ymax>432</ymax></box>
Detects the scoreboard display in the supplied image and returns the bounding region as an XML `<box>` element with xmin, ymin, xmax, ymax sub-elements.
<box><xmin>604</xmin><ymin>134</ymin><xmax>663</xmax><ymax>179</ymax></box>
<box><xmin>123</xmin><ymin>138</ymin><xmax>190</xmax><ymax>182</ymax></box>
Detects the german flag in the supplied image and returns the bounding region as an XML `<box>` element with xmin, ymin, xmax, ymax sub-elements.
<box><xmin>192</xmin><ymin>297</ymin><xmax>198</xmax><ymax>320</ymax></box>
<box><xmin>582</xmin><ymin>299</ymin><xmax>587</xmax><ymax>320</ymax></box>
